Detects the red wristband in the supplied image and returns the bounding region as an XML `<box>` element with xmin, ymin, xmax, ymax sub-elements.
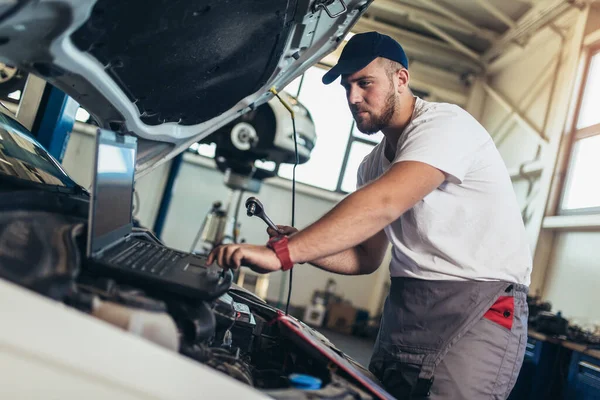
<box><xmin>267</xmin><ymin>236</ymin><xmax>294</xmax><ymax>271</ymax></box>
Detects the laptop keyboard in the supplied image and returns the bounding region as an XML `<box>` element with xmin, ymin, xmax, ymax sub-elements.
<box><xmin>101</xmin><ymin>238</ymin><xmax>193</xmax><ymax>276</ymax></box>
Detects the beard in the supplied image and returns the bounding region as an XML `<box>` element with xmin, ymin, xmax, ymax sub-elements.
<box><xmin>353</xmin><ymin>87</ymin><xmax>397</xmax><ymax>134</ymax></box>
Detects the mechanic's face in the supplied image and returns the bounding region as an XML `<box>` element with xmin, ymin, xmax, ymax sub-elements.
<box><xmin>341</xmin><ymin>59</ymin><xmax>399</xmax><ymax>134</ymax></box>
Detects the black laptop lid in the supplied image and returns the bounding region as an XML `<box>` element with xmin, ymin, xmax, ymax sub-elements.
<box><xmin>87</xmin><ymin>130</ymin><xmax>137</xmax><ymax>256</ymax></box>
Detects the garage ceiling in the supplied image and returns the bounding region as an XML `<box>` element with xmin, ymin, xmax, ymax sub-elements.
<box><xmin>322</xmin><ymin>0</ymin><xmax>581</xmax><ymax>104</ymax></box>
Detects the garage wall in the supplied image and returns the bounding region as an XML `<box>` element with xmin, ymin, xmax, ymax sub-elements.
<box><xmin>539</xmin><ymin>9</ymin><xmax>600</xmax><ymax>324</ymax></box>
<box><xmin>478</xmin><ymin>8</ymin><xmax>600</xmax><ymax>323</ymax></box>
<box><xmin>160</xmin><ymin>154</ymin><xmax>390</xmax><ymax>312</ymax></box>
<box><xmin>480</xmin><ymin>19</ymin><xmax>566</xmax><ymax>249</ymax></box>
<box><xmin>542</xmin><ymin>232</ymin><xmax>600</xmax><ymax>323</ymax></box>
<box><xmin>61</xmin><ymin>129</ymin><xmax>170</xmax><ymax>229</ymax></box>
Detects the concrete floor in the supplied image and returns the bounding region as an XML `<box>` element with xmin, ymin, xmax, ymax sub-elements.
<box><xmin>317</xmin><ymin>328</ymin><xmax>376</xmax><ymax>367</ymax></box>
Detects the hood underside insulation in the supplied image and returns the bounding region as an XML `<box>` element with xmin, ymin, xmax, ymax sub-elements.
<box><xmin>71</xmin><ymin>0</ymin><xmax>298</xmax><ymax>126</ymax></box>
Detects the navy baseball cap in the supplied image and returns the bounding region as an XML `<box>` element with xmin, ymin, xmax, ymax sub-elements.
<box><xmin>322</xmin><ymin>31</ymin><xmax>409</xmax><ymax>85</ymax></box>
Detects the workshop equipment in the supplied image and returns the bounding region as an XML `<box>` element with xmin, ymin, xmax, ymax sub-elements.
<box><xmin>190</xmin><ymin>92</ymin><xmax>315</xmax><ymax>255</ymax></box>
<box><xmin>190</xmin><ymin>200</ymin><xmax>237</xmax><ymax>255</ymax></box>
<box><xmin>327</xmin><ymin>302</ymin><xmax>358</xmax><ymax>335</ymax></box>
<box><xmin>303</xmin><ymin>279</ymin><xmax>339</xmax><ymax>327</ymax></box>
<box><xmin>303</xmin><ymin>297</ymin><xmax>327</xmax><ymax>327</ymax></box>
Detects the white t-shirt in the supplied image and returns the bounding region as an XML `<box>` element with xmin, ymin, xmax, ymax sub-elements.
<box><xmin>357</xmin><ymin>97</ymin><xmax>532</xmax><ymax>285</ymax></box>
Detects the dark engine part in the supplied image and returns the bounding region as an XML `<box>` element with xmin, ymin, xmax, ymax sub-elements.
<box><xmin>213</xmin><ymin>293</ymin><xmax>258</xmax><ymax>353</ymax></box>
<box><xmin>169</xmin><ymin>300</ymin><xmax>216</xmax><ymax>344</ymax></box>
<box><xmin>72</xmin><ymin>275</ymin><xmax>168</xmax><ymax>313</ymax></box>
<box><xmin>202</xmin><ymin>90</ymin><xmax>315</xmax><ymax>179</ymax></box>
<box><xmin>0</xmin><ymin>205</ymin><xmax>377</xmax><ymax>398</ymax></box>
<box><xmin>0</xmin><ymin>210</ymin><xmax>83</xmax><ymax>300</ymax></box>
<box><xmin>180</xmin><ymin>344</ymin><xmax>254</xmax><ymax>386</ymax></box>
<box><xmin>526</xmin><ymin>294</ymin><xmax>552</xmax><ymax>320</ymax></box>
<box><xmin>177</xmin><ymin>292</ymin><xmax>263</xmax><ymax>387</ymax></box>
<box><xmin>530</xmin><ymin>311</ymin><xmax>569</xmax><ymax>336</ymax></box>
<box><xmin>70</xmin><ymin>274</ymin><xmax>378</xmax><ymax>398</ymax></box>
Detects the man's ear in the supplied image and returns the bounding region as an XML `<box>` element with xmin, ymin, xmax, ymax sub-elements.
<box><xmin>396</xmin><ymin>69</ymin><xmax>410</xmax><ymax>93</ymax></box>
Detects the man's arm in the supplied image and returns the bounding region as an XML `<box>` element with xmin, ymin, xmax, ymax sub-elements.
<box><xmin>288</xmin><ymin>160</ymin><xmax>445</xmax><ymax>264</ymax></box>
<box><xmin>207</xmin><ymin>161</ymin><xmax>444</xmax><ymax>272</ymax></box>
<box><xmin>307</xmin><ymin>229</ymin><xmax>388</xmax><ymax>275</ymax></box>
<box><xmin>267</xmin><ymin>226</ymin><xmax>388</xmax><ymax>275</ymax></box>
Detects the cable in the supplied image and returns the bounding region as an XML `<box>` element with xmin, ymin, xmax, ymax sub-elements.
<box><xmin>286</xmin><ymin>116</ymin><xmax>298</xmax><ymax>316</ymax></box>
<box><xmin>132</xmin><ymin>188</ymin><xmax>140</xmax><ymax>217</ymax></box>
<box><xmin>0</xmin><ymin>100</ymin><xmax>14</xmax><ymax>115</ymax></box>
<box><xmin>269</xmin><ymin>88</ymin><xmax>298</xmax><ymax>316</ymax></box>
<box><xmin>232</xmin><ymin>189</ymin><xmax>245</xmax><ymax>244</ymax></box>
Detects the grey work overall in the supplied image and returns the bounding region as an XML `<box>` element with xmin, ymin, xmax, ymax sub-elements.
<box><xmin>369</xmin><ymin>278</ymin><xmax>528</xmax><ymax>399</ymax></box>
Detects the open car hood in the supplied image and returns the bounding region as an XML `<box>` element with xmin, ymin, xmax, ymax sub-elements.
<box><xmin>0</xmin><ymin>0</ymin><xmax>370</xmax><ymax>176</ymax></box>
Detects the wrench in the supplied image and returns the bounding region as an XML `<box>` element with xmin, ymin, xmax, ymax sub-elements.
<box><xmin>245</xmin><ymin>197</ymin><xmax>281</xmax><ymax>234</ymax></box>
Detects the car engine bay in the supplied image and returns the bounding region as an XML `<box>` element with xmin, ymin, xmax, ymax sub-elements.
<box><xmin>71</xmin><ymin>275</ymin><xmax>375</xmax><ymax>399</ymax></box>
<box><xmin>0</xmin><ymin>190</ymin><xmax>385</xmax><ymax>399</ymax></box>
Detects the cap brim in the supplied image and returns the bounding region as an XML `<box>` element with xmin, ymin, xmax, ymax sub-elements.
<box><xmin>322</xmin><ymin>56</ymin><xmax>376</xmax><ymax>85</ymax></box>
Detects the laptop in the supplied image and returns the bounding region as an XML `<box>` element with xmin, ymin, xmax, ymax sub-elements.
<box><xmin>85</xmin><ymin>130</ymin><xmax>232</xmax><ymax>300</ymax></box>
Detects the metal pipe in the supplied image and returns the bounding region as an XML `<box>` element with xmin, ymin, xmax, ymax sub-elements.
<box><xmin>491</xmin><ymin>55</ymin><xmax>559</xmax><ymax>146</ymax></box>
<box><xmin>369</xmin><ymin>0</ymin><xmax>499</xmax><ymax>41</ymax></box>
<box><xmin>415</xmin><ymin>18</ymin><xmax>483</xmax><ymax>63</ymax></box>
<box><xmin>540</xmin><ymin>31</ymin><xmax>565</xmax><ymax>138</ymax></box>
<box><xmin>413</xmin><ymin>0</ymin><xmax>496</xmax><ymax>41</ymax></box>
<box><xmin>482</xmin><ymin>83</ymin><xmax>549</xmax><ymax>144</ymax></box>
<box><xmin>509</xmin><ymin>161</ymin><xmax>544</xmax><ymax>181</ymax></box>
<box><xmin>483</xmin><ymin>0</ymin><xmax>573</xmax><ymax>63</ymax></box>
<box><xmin>354</xmin><ymin>18</ymin><xmax>457</xmax><ymax>54</ymax></box>
<box><xmin>542</xmin><ymin>214</ymin><xmax>600</xmax><ymax>231</ymax></box>
<box><xmin>354</xmin><ymin>18</ymin><xmax>484</xmax><ymax>73</ymax></box>
<box><xmin>584</xmin><ymin>29</ymin><xmax>600</xmax><ymax>47</ymax></box>
<box><xmin>474</xmin><ymin>0</ymin><xmax>516</xmax><ymax>28</ymax></box>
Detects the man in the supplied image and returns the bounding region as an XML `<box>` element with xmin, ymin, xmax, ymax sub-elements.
<box><xmin>207</xmin><ymin>32</ymin><xmax>532</xmax><ymax>399</ymax></box>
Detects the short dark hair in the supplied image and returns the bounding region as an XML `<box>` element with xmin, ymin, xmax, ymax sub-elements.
<box><xmin>382</xmin><ymin>58</ymin><xmax>404</xmax><ymax>81</ymax></box>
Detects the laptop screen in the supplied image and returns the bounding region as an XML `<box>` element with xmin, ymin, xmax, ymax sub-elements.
<box><xmin>88</xmin><ymin>130</ymin><xmax>137</xmax><ymax>256</ymax></box>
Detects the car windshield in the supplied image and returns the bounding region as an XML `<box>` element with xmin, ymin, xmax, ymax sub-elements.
<box><xmin>0</xmin><ymin>111</ymin><xmax>77</xmax><ymax>188</ymax></box>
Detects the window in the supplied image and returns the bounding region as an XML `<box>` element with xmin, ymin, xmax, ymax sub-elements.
<box><xmin>278</xmin><ymin>67</ymin><xmax>385</xmax><ymax>192</ymax></box>
<box><xmin>562</xmin><ymin>135</ymin><xmax>600</xmax><ymax>210</ymax></box>
<box><xmin>278</xmin><ymin>67</ymin><xmax>357</xmax><ymax>191</ymax></box>
<box><xmin>340</xmin><ymin>140</ymin><xmax>376</xmax><ymax>192</ymax></box>
<box><xmin>576</xmin><ymin>51</ymin><xmax>600</xmax><ymax>130</ymax></box>
<box><xmin>560</xmin><ymin>49</ymin><xmax>600</xmax><ymax>213</ymax></box>
<box><xmin>351</xmin><ymin>121</ymin><xmax>383</xmax><ymax>144</ymax></box>
<box><xmin>283</xmin><ymin>75</ymin><xmax>302</xmax><ymax>98</ymax></box>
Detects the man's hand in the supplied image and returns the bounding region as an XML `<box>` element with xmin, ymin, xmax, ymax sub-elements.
<box><xmin>267</xmin><ymin>225</ymin><xmax>298</xmax><ymax>238</ymax></box>
<box><xmin>207</xmin><ymin>244</ymin><xmax>282</xmax><ymax>274</ymax></box>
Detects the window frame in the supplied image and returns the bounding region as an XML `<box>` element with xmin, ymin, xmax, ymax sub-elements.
<box><xmin>278</xmin><ymin>65</ymin><xmax>377</xmax><ymax>194</ymax></box>
<box><xmin>558</xmin><ymin>46</ymin><xmax>600</xmax><ymax>215</ymax></box>
<box><xmin>336</xmin><ymin>122</ymin><xmax>380</xmax><ymax>192</ymax></box>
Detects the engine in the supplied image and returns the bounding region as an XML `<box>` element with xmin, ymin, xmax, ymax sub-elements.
<box><xmin>65</xmin><ymin>274</ymin><xmax>376</xmax><ymax>399</ymax></box>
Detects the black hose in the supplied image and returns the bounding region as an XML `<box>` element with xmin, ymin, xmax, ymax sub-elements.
<box><xmin>232</xmin><ymin>190</ymin><xmax>245</xmax><ymax>243</ymax></box>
